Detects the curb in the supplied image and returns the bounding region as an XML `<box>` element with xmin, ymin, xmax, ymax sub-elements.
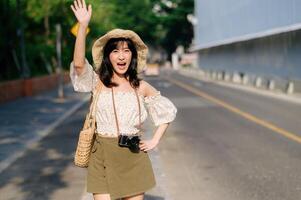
<box><xmin>178</xmin><ymin>69</ymin><xmax>301</xmax><ymax>105</ymax></box>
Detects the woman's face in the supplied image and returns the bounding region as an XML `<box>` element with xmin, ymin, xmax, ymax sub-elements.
<box><xmin>109</xmin><ymin>41</ymin><xmax>132</xmax><ymax>76</ymax></box>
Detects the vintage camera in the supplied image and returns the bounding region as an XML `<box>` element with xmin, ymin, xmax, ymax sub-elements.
<box><xmin>118</xmin><ymin>135</ymin><xmax>141</xmax><ymax>153</ymax></box>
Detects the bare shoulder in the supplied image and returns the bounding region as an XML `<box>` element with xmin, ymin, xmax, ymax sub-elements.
<box><xmin>139</xmin><ymin>80</ymin><xmax>159</xmax><ymax>97</ymax></box>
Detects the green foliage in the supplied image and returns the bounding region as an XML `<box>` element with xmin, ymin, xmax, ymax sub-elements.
<box><xmin>103</xmin><ymin>0</ymin><xmax>159</xmax><ymax>43</ymax></box>
<box><xmin>0</xmin><ymin>0</ymin><xmax>20</xmax><ymax>81</ymax></box>
<box><xmin>1</xmin><ymin>0</ymin><xmax>194</xmax><ymax>81</ymax></box>
<box><xmin>26</xmin><ymin>0</ymin><xmax>61</xmax><ymax>23</ymax></box>
<box><xmin>154</xmin><ymin>0</ymin><xmax>194</xmax><ymax>58</ymax></box>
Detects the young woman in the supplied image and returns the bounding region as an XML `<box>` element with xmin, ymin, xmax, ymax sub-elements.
<box><xmin>70</xmin><ymin>1</ymin><xmax>177</xmax><ymax>200</ymax></box>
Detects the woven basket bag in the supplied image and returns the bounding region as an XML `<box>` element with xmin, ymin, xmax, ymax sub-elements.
<box><xmin>74</xmin><ymin>84</ymin><xmax>102</xmax><ymax>168</ymax></box>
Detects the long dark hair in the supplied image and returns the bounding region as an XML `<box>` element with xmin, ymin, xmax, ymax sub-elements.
<box><xmin>97</xmin><ymin>38</ymin><xmax>141</xmax><ymax>88</ymax></box>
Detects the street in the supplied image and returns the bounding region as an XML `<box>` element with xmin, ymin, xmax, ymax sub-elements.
<box><xmin>157</xmin><ymin>71</ymin><xmax>301</xmax><ymax>200</ymax></box>
<box><xmin>1</xmin><ymin>70</ymin><xmax>301</xmax><ymax>200</ymax></box>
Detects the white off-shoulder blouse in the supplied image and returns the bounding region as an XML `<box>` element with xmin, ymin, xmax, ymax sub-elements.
<box><xmin>70</xmin><ymin>60</ymin><xmax>177</xmax><ymax>137</ymax></box>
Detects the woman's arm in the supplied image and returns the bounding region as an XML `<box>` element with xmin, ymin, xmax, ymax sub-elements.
<box><xmin>152</xmin><ymin>123</ymin><xmax>169</xmax><ymax>143</ymax></box>
<box><xmin>139</xmin><ymin>123</ymin><xmax>170</xmax><ymax>152</ymax></box>
<box><xmin>139</xmin><ymin>81</ymin><xmax>171</xmax><ymax>152</ymax></box>
<box><xmin>70</xmin><ymin>0</ymin><xmax>92</xmax><ymax>76</ymax></box>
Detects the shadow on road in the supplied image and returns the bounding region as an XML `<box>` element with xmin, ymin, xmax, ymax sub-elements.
<box><xmin>0</xmin><ymin>104</ymin><xmax>88</xmax><ymax>200</ymax></box>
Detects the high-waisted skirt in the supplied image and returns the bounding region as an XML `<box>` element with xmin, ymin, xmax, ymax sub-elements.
<box><xmin>87</xmin><ymin>134</ymin><xmax>156</xmax><ymax>199</ymax></box>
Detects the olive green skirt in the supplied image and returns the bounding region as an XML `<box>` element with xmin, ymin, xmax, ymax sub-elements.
<box><xmin>87</xmin><ymin>134</ymin><xmax>156</xmax><ymax>199</ymax></box>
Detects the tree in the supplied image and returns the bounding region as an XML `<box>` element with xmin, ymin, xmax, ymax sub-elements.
<box><xmin>0</xmin><ymin>0</ymin><xmax>23</xmax><ymax>80</ymax></box>
<box><xmin>92</xmin><ymin>0</ymin><xmax>194</xmax><ymax>60</ymax></box>
<box><xmin>153</xmin><ymin>0</ymin><xmax>194</xmax><ymax>59</ymax></box>
<box><xmin>0</xmin><ymin>0</ymin><xmax>194</xmax><ymax>81</ymax></box>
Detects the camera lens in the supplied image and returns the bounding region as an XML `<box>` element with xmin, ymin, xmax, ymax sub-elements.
<box><xmin>129</xmin><ymin>137</ymin><xmax>140</xmax><ymax>152</ymax></box>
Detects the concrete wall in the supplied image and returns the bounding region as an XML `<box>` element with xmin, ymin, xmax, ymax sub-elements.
<box><xmin>194</xmin><ymin>0</ymin><xmax>301</xmax><ymax>86</ymax></box>
<box><xmin>0</xmin><ymin>73</ymin><xmax>70</xmax><ymax>104</ymax></box>
<box><xmin>197</xmin><ymin>30</ymin><xmax>301</xmax><ymax>80</ymax></box>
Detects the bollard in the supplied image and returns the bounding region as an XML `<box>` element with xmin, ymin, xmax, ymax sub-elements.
<box><xmin>286</xmin><ymin>81</ymin><xmax>294</xmax><ymax>94</ymax></box>
<box><xmin>232</xmin><ymin>73</ymin><xmax>241</xmax><ymax>83</ymax></box>
<box><xmin>255</xmin><ymin>77</ymin><xmax>262</xmax><ymax>88</ymax></box>
<box><xmin>268</xmin><ymin>80</ymin><xmax>275</xmax><ymax>90</ymax></box>
<box><xmin>212</xmin><ymin>71</ymin><xmax>217</xmax><ymax>80</ymax></box>
<box><xmin>222</xmin><ymin>71</ymin><xmax>226</xmax><ymax>80</ymax></box>
<box><xmin>242</xmin><ymin>74</ymin><xmax>249</xmax><ymax>85</ymax></box>
<box><xmin>217</xmin><ymin>72</ymin><xmax>223</xmax><ymax>80</ymax></box>
<box><xmin>224</xmin><ymin>73</ymin><xmax>231</xmax><ymax>81</ymax></box>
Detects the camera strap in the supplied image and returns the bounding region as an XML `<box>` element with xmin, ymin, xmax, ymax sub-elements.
<box><xmin>111</xmin><ymin>87</ymin><xmax>142</xmax><ymax>137</ymax></box>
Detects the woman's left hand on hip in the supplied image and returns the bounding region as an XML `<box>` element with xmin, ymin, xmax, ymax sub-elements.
<box><xmin>139</xmin><ymin>139</ymin><xmax>159</xmax><ymax>152</ymax></box>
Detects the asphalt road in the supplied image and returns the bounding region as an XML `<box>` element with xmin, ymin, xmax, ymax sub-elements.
<box><xmin>0</xmin><ymin>71</ymin><xmax>300</xmax><ymax>200</ymax></box>
<box><xmin>152</xmin><ymin>71</ymin><xmax>301</xmax><ymax>200</ymax></box>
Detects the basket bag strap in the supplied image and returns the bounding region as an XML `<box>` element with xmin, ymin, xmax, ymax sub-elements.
<box><xmin>83</xmin><ymin>83</ymin><xmax>102</xmax><ymax>129</ymax></box>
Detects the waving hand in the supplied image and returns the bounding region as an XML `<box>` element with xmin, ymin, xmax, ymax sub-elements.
<box><xmin>70</xmin><ymin>0</ymin><xmax>92</xmax><ymax>26</ymax></box>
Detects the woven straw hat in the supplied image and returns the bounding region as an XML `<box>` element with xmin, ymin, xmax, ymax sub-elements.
<box><xmin>92</xmin><ymin>28</ymin><xmax>148</xmax><ymax>73</ymax></box>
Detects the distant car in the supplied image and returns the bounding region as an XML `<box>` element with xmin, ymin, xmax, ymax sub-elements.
<box><xmin>144</xmin><ymin>63</ymin><xmax>159</xmax><ymax>76</ymax></box>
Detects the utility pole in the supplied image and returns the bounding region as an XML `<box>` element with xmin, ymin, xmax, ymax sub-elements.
<box><xmin>16</xmin><ymin>0</ymin><xmax>30</xmax><ymax>78</ymax></box>
<box><xmin>56</xmin><ymin>23</ymin><xmax>64</xmax><ymax>99</ymax></box>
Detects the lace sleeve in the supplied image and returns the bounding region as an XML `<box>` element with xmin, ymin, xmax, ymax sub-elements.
<box><xmin>69</xmin><ymin>59</ymin><xmax>99</xmax><ymax>92</ymax></box>
<box><xmin>144</xmin><ymin>91</ymin><xmax>177</xmax><ymax>126</ymax></box>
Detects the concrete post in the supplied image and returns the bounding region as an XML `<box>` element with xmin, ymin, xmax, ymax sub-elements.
<box><xmin>217</xmin><ymin>72</ymin><xmax>223</xmax><ymax>80</ymax></box>
<box><xmin>255</xmin><ymin>77</ymin><xmax>262</xmax><ymax>88</ymax></box>
<box><xmin>56</xmin><ymin>24</ymin><xmax>64</xmax><ymax>99</ymax></box>
<box><xmin>172</xmin><ymin>53</ymin><xmax>179</xmax><ymax>70</ymax></box>
<box><xmin>268</xmin><ymin>80</ymin><xmax>275</xmax><ymax>90</ymax></box>
<box><xmin>224</xmin><ymin>73</ymin><xmax>231</xmax><ymax>81</ymax></box>
<box><xmin>232</xmin><ymin>72</ymin><xmax>241</xmax><ymax>83</ymax></box>
<box><xmin>212</xmin><ymin>71</ymin><xmax>217</xmax><ymax>80</ymax></box>
<box><xmin>242</xmin><ymin>74</ymin><xmax>249</xmax><ymax>85</ymax></box>
<box><xmin>286</xmin><ymin>81</ymin><xmax>294</xmax><ymax>94</ymax></box>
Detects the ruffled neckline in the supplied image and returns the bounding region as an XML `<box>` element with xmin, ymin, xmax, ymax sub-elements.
<box><xmin>99</xmin><ymin>90</ymin><xmax>144</xmax><ymax>99</ymax></box>
<box><xmin>97</xmin><ymin>90</ymin><xmax>161</xmax><ymax>103</ymax></box>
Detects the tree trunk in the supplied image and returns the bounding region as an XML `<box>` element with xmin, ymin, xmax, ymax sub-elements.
<box><xmin>44</xmin><ymin>15</ymin><xmax>50</xmax><ymax>39</ymax></box>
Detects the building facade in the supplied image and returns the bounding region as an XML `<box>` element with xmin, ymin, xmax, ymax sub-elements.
<box><xmin>193</xmin><ymin>0</ymin><xmax>301</xmax><ymax>84</ymax></box>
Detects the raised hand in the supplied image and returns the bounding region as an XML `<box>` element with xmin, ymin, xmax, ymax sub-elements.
<box><xmin>70</xmin><ymin>0</ymin><xmax>92</xmax><ymax>26</ymax></box>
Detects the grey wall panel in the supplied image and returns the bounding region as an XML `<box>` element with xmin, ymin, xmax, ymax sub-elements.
<box><xmin>195</xmin><ymin>0</ymin><xmax>301</xmax><ymax>48</ymax></box>
<box><xmin>197</xmin><ymin>30</ymin><xmax>301</xmax><ymax>80</ymax></box>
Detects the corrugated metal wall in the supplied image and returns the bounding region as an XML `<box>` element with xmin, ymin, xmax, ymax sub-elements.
<box><xmin>194</xmin><ymin>0</ymin><xmax>301</xmax><ymax>81</ymax></box>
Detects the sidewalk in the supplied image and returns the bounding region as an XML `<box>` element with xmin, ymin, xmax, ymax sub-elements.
<box><xmin>0</xmin><ymin>83</ymin><xmax>89</xmax><ymax>174</ymax></box>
